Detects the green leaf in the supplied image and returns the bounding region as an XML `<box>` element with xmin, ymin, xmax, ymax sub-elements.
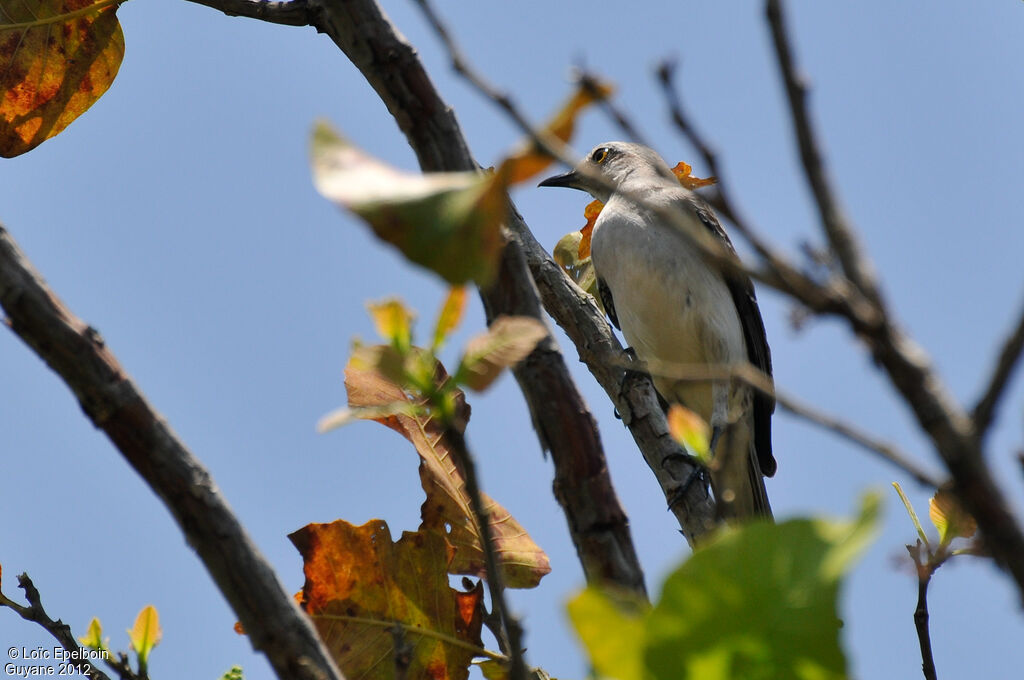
<box><xmin>567</xmin><ymin>588</ymin><xmax>648</xmax><ymax>680</ymax></box>
<box><xmin>568</xmin><ymin>496</ymin><xmax>880</xmax><ymax>680</ymax></box>
<box><xmin>128</xmin><ymin>605</ymin><xmax>161</xmax><ymax>668</ymax></box>
<box><xmin>218</xmin><ymin>665</ymin><xmax>243</xmax><ymax>680</ymax></box>
<box><xmin>645</xmin><ymin>494</ymin><xmax>880</xmax><ymax>680</ymax></box>
<box><xmin>892</xmin><ymin>481</ymin><xmax>930</xmax><ymax>550</ymax></box>
<box><xmin>456</xmin><ymin>316</ymin><xmax>547</xmax><ymax>392</ymax></box>
<box><xmin>311</xmin><ymin>121</ymin><xmax>506</xmax><ymax>286</ymax></box>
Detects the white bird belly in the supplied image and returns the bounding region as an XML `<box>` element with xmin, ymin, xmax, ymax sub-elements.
<box><xmin>591</xmin><ymin>208</ymin><xmax>747</xmax><ymax>421</ymax></box>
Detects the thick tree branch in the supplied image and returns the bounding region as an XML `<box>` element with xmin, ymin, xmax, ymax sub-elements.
<box><xmin>184</xmin><ymin>0</ymin><xmax>312</xmax><ymax>25</ymax></box>
<box><xmin>972</xmin><ymin>294</ymin><xmax>1024</xmax><ymax>441</ymax></box>
<box><xmin>282</xmin><ymin>0</ymin><xmax>659</xmax><ymax>573</ymax></box>
<box><xmin>0</xmin><ymin>225</ymin><xmax>345</xmax><ymax>680</ymax></box>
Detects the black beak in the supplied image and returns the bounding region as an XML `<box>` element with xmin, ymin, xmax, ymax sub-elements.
<box><xmin>538</xmin><ymin>170</ymin><xmax>583</xmax><ymax>189</ymax></box>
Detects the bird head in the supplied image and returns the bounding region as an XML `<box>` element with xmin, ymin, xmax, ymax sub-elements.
<box><xmin>539</xmin><ymin>141</ymin><xmax>676</xmax><ymax>202</ymax></box>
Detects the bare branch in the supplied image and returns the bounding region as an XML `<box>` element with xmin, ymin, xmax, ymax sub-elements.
<box><xmin>183</xmin><ymin>0</ymin><xmax>312</xmax><ymax>26</ymax></box>
<box><xmin>0</xmin><ymin>225</ymin><xmax>345</xmax><ymax>680</ymax></box>
<box><xmin>764</xmin><ymin>0</ymin><xmax>884</xmax><ymax>310</ymax></box>
<box><xmin>632</xmin><ymin>357</ymin><xmax>943</xmax><ymax>489</ymax></box>
<box><xmin>761</xmin><ymin>0</ymin><xmax>1024</xmax><ymax>598</ymax></box>
<box><xmin>0</xmin><ymin>573</ymin><xmax>116</xmax><ymax>680</ymax></box>
<box><xmin>972</xmin><ymin>294</ymin><xmax>1024</xmax><ymax>441</ymax></box>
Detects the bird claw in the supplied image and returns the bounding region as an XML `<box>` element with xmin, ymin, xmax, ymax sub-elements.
<box><xmin>664</xmin><ymin>454</ymin><xmax>709</xmax><ymax>511</ymax></box>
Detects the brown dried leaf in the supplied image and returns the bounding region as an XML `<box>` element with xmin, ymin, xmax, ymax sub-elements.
<box><xmin>457</xmin><ymin>316</ymin><xmax>548</xmax><ymax>393</ymax></box>
<box><xmin>345</xmin><ymin>351</ymin><xmax>551</xmax><ymax>588</ymax></box>
<box><xmin>290</xmin><ymin>520</ymin><xmax>485</xmax><ymax>680</ymax></box>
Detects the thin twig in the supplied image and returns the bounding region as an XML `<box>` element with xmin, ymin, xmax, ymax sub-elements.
<box><xmin>765</xmin><ymin>0</ymin><xmax>884</xmax><ymax>310</ymax></box>
<box><xmin>762</xmin><ymin>0</ymin><xmax>1024</xmax><ymax>599</ymax></box>
<box><xmin>0</xmin><ymin>225</ymin><xmax>346</xmax><ymax>680</ymax></box>
<box><xmin>914</xmin><ymin>568</ymin><xmax>938</xmax><ymax>680</ymax></box>
<box><xmin>972</xmin><ymin>293</ymin><xmax>1024</xmax><ymax>441</ymax></box>
<box><xmin>444</xmin><ymin>427</ymin><xmax>528</xmax><ymax>680</ymax></box>
<box><xmin>0</xmin><ymin>573</ymin><xmax>117</xmax><ymax>680</ymax></box>
<box><xmin>574</xmin><ymin>69</ymin><xmax>649</xmax><ymax>146</ymax></box>
<box><xmin>630</xmin><ymin>357</ymin><xmax>942</xmax><ymax>488</ymax></box>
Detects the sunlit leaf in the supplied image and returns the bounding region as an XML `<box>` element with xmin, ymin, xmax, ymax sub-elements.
<box><xmin>929</xmin><ymin>488</ymin><xmax>977</xmax><ymax>547</ymax></box>
<box><xmin>433</xmin><ymin>286</ymin><xmax>467</xmax><ymax>351</ymax></box>
<box><xmin>567</xmin><ymin>588</ymin><xmax>648</xmax><ymax>680</ymax></box>
<box><xmin>666</xmin><ymin>404</ymin><xmax>711</xmax><ymax>464</ymax></box>
<box><xmin>218</xmin><ymin>666</ymin><xmax>244</xmax><ymax>680</ymax></box>
<box><xmin>345</xmin><ymin>350</ymin><xmax>550</xmax><ymax>588</ymax></box>
<box><xmin>892</xmin><ymin>481</ymin><xmax>929</xmax><ymax>549</ymax></box>
<box><xmin>311</xmin><ymin>121</ymin><xmax>505</xmax><ymax>285</ymax></box>
<box><xmin>499</xmin><ymin>78</ymin><xmax>614</xmax><ymax>185</ymax></box>
<box><xmin>456</xmin><ymin>316</ymin><xmax>548</xmax><ymax>392</ymax></box>
<box><xmin>367</xmin><ymin>298</ymin><xmax>415</xmax><ymax>352</ymax></box>
<box><xmin>128</xmin><ymin>605</ymin><xmax>161</xmax><ymax>667</ymax></box>
<box><xmin>290</xmin><ymin>520</ymin><xmax>485</xmax><ymax>680</ymax></box>
<box><xmin>670</xmin><ymin>161</ymin><xmax>716</xmax><ymax>190</ymax></box>
<box><xmin>554</xmin><ymin>231</ymin><xmax>603</xmax><ymax>314</ymax></box>
<box><xmin>569</xmin><ymin>495</ymin><xmax>879</xmax><ymax>680</ymax></box>
<box><xmin>77</xmin><ymin>617</ymin><xmax>107</xmax><ymax>649</ymax></box>
<box><xmin>0</xmin><ymin>0</ymin><xmax>123</xmax><ymax>157</ymax></box>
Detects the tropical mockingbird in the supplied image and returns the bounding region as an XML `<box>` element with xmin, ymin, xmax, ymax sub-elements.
<box><xmin>540</xmin><ymin>142</ymin><xmax>776</xmax><ymax>519</ymax></box>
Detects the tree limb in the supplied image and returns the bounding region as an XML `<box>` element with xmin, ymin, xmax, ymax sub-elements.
<box><xmin>763</xmin><ymin>0</ymin><xmax>1024</xmax><ymax>598</ymax></box>
<box><xmin>972</xmin><ymin>294</ymin><xmax>1024</xmax><ymax>441</ymax></box>
<box><xmin>0</xmin><ymin>225</ymin><xmax>345</xmax><ymax>680</ymax></box>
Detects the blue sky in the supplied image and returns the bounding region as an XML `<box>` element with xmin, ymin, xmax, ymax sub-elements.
<box><xmin>3</xmin><ymin>1</ymin><xmax>1024</xmax><ymax>678</ymax></box>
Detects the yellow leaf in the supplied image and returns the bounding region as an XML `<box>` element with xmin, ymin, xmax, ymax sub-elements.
<box><xmin>0</xmin><ymin>0</ymin><xmax>124</xmax><ymax>157</ymax></box>
<box><xmin>367</xmin><ymin>298</ymin><xmax>415</xmax><ymax>351</ymax></box>
<box><xmin>553</xmin><ymin>231</ymin><xmax>602</xmax><ymax>312</ymax></box>
<box><xmin>666</xmin><ymin>404</ymin><xmax>710</xmax><ymax>463</ymax></box>
<box><xmin>929</xmin><ymin>489</ymin><xmax>977</xmax><ymax>547</ymax></box>
<box><xmin>499</xmin><ymin>78</ymin><xmax>615</xmax><ymax>185</ymax></box>
<box><xmin>128</xmin><ymin>605</ymin><xmax>161</xmax><ymax>665</ymax></box>
<box><xmin>432</xmin><ymin>286</ymin><xmax>467</xmax><ymax>351</ymax></box>
<box><xmin>670</xmin><ymin>161</ymin><xmax>717</xmax><ymax>190</ymax></box>
<box><xmin>77</xmin><ymin>617</ymin><xmax>106</xmax><ymax>649</ymax></box>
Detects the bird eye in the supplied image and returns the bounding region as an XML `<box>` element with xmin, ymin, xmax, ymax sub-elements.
<box><xmin>591</xmin><ymin>147</ymin><xmax>610</xmax><ymax>164</ymax></box>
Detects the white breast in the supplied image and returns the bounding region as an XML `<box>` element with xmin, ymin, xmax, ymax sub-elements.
<box><xmin>590</xmin><ymin>194</ymin><xmax>747</xmax><ymax>418</ymax></box>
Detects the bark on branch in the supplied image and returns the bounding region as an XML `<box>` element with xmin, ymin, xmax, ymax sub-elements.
<box><xmin>0</xmin><ymin>225</ymin><xmax>345</xmax><ymax>680</ymax></box>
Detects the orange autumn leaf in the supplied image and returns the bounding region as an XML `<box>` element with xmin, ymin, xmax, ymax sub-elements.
<box><xmin>345</xmin><ymin>350</ymin><xmax>551</xmax><ymax>588</ymax></box>
<box><xmin>290</xmin><ymin>520</ymin><xmax>485</xmax><ymax>680</ymax></box>
<box><xmin>500</xmin><ymin>78</ymin><xmax>615</xmax><ymax>185</ymax></box>
<box><xmin>0</xmin><ymin>0</ymin><xmax>124</xmax><ymax>157</ymax></box>
<box><xmin>671</xmin><ymin>161</ymin><xmax>717</xmax><ymax>190</ymax></box>
<box><xmin>577</xmin><ymin>199</ymin><xmax>604</xmax><ymax>259</ymax></box>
